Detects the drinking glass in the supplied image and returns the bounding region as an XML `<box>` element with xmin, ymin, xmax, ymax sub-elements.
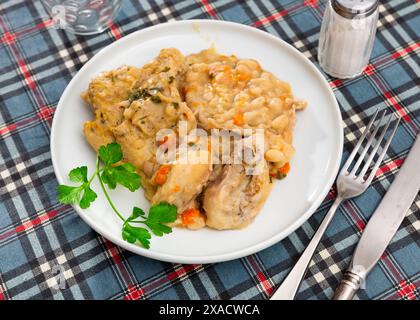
<box><xmin>42</xmin><ymin>0</ymin><xmax>122</xmax><ymax>35</ymax></box>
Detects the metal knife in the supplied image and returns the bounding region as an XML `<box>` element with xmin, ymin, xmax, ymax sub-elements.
<box><xmin>333</xmin><ymin>133</ymin><xmax>420</xmax><ymax>300</ymax></box>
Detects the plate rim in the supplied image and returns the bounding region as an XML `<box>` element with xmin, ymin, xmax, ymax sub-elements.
<box><xmin>51</xmin><ymin>19</ymin><xmax>343</xmax><ymax>264</ymax></box>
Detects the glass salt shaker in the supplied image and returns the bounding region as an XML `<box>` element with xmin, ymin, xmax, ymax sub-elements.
<box><xmin>318</xmin><ymin>0</ymin><xmax>379</xmax><ymax>79</ymax></box>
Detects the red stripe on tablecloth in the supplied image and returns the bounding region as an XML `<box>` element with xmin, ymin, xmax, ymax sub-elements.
<box><xmin>381</xmin><ymin>254</ymin><xmax>405</xmax><ymax>284</ymax></box>
<box><xmin>36</xmin><ymin>18</ymin><xmax>54</xmax><ymax>29</ymax></box>
<box><xmin>392</xmin><ymin>42</ymin><xmax>420</xmax><ymax>59</ymax></box>
<box><xmin>0</xmin><ymin>15</ymin><xmax>51</xmax><ymax>123</ymax></box>
<box><xmin>123</xmin><ymin>285</ymin><xmax>144</xmax><ymax>300</ymax></box>
<box><xmin>254</xmin><ymin>10</ymin><xmax>288</xmax><ymax>27</ymax></box>
<box><xmin>304</xmin><ymin>0</ymin><xmax>319</xmax><ymax>7</ymax></box>
<box><xmin>109</xmin><ymin>22</ymin><xmax>122</xmax><ymax>40</ymax></box>
<box><xmin>37</xmin><ymin>106</ymin><xmax>55</xmax><ymax>121</ymax></box>
<box><xmin>253</xmin><ymin>1</ymin><xmax>305</xmax><ymax>27</ymax></box>
<box><xmin>383</xmin><ymin>92</ymin><xmax>410</xmax><ymax>122</ymax></box>
<box><xmin>101</xmin><ymin>238</ymin><xmax>140</xmax><ymax>290</ymax></box>
<box><xmin>256</xmin><ymin>272</ymin><xmax>273</xmax><ymax>294</ymax></box>
<box><xmin>355</xmin><ymin>220</ymin><xmax>366</xmax><ymax>231</ymax></box>
<box><xmin>0</xmin><ymin>124</ymin><xmax>17</xmax><ymax>135</ymax></box>
<box><xmin>397</xmin><ymin>280</ymin><xmax>417</xmax><ymax>300</ymax></box>
<box><xmin>0</xmin><ymin>31</ymin><xmax>16</xmax><ymax>45</ymax></box>
<box><xmin>167</xmin><ymin>264</ymin><xmax>196</xmax><ymax>281</ymax></box>
<box><xmin>246</xmin><ymin>256</ymin><xmax>273</xmax><ymax>295</ymax></box>
<box><xmin>0</xmin><ymin>229</ymin><xmax>16</xmax><ymax>242</ymax></box>
<box><xmin>103</xmin><ymin>239</ymin><xmax>122</xmax><ymax>264</ymax></box>
<box><xmin>375</xmin><ymin>158</ymin><xmax>403</xmax><ymax>178</ymax></box>
<box><xmin>329</xmin><ymin>79</ymin><xmax>342</xmax><ymax>89</ymax></box>
<box><xmin>141</xmin><ymin>274</ymin><xmax>172</xmax><ymax>293</ymax></box>
<box><xmin>17</xmin><ymin>58</ymin><xmax>35</xmax><ymax>89</ymax></box>
<box><xmin>14</xmin><ymin>19</ymin><xmax>53</xmax><ymax>37</ymax></box>
<box><xmin>363</xmin><ymin>63</ymin><xmax>376</xmax><ymax>76</ymax></box>
<box><xmin>0</xmin><ymin>114</ymin><xmax>43</xmax><ymax>137</ymax></box>
<box><xmin>380</xmin><ymin>278</ymin><xmax>420</xmax><ymax>300</ymax></box>
<box><xmin>201</xmin><ymin>0</ymin><xmax>217</xmax><ymax>18</ymax></box>
<box><xmin>329</xmin><ymin>42</ymin><xmax>418</xmax><ymax>89</ymax></box>
<box><xmin>15</xmin><ymin>210</ymin><xmax>58</xmax><ymax>233</ymax></box>
<box><xmin>0</xmin><ymin>205</ymin><xmax>71</xmax><ymax>242</ymax></box>
<box><xmin>343</xmin><ymin>202</ymin><xmax>366</xmax><ymax>234</ymax></box>
<box><xmin>0</xmin><ymin>106</ymin><xmax>54</xmax><ymax>137</ymax></box>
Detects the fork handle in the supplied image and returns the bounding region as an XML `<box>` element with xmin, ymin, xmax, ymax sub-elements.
<box><xmin>270</xmin><ymin>196</ymin><xmax>343</xmax><ymax>300</ymax></box>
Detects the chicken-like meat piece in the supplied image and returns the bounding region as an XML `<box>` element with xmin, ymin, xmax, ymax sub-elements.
<box><xmin>82</xmin><ymin>48</ymin><xmax>197</xmax><ymax>199</ymax></box>
<box><xmin>81</xmin><ymin>65</ymin><xmax>142</xmax><ymax>110</ymax></box>
<box><xmin>81</xmin><ymin>65</ymin><xmax>141</xmax><ymax>151</ymax></box>
<box><xmin>83</xmin><ymin>101</ymin><xmax>129</xmax><ymax>151</ymax></box>
<box><xmin>110</xmin><ymin>49</ymin><xmax>196</xmax><ymax>198</ymax></box>
<box><xmin>151</xmin><ymin>162</ymin><xmax>211</xmax><ymax>210</ymax></box>
<box><xmin>150</xmin><ymin>145</ymin><xmax>212</xmax><ymax>229</ymax></box>
<box><xmin>202</xmin><ymin>162</ymin><xmax>272</xmax><ymax>230</ymax></box>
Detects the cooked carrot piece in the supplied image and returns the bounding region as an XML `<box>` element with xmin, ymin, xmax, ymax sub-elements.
<box><xmin>154</xmin><ymin>165</ymin><xmax>171</xmax><ymax>185</ymax></box>
<box><xmin>233</xmin><ymin>112</ymin><xmax>244</xmax><ymax>126</ymax></box>
<box><xmin>278</xmin><ymin>162</ymin><xmax>290</xmax><ymax>175</ymax></box>
<box><xmin>181</xmin><ymin>208</ymin><xmax>200</xmax><ymax>226</ymax></box>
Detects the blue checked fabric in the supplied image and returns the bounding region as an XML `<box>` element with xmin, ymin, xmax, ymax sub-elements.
<box><xmin>0</xmin><ymin>0</ymin><xmax>419</xmax><ymax>300</ymax></box>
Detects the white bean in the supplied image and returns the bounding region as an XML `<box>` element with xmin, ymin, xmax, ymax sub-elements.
<box><xmin>265</xmin><ymin>149</ymin><xmax>284</xmax><ymax>162</ymax></box>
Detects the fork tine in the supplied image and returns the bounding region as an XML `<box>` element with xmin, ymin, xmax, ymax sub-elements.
<box><xmin>349</xmin><ymin>109</ymin><xmax>387</xmax><ymax>176</ymax></box>
<box><xmin>341</xmin><ymin>108</ymin><xmax>380</xmax><ymax>173</ymax></box>
<box><xmin>364</xmin><ymin>117</ymin><xmax>401</xmax><ymax>185</ymax></box>
<box><xmin>358</xmin><ymin>114</ymin><xmax>394</xmax><ymax>179</ymax></box>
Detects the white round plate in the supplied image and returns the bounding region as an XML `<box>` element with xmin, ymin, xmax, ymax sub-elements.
<box><xmin>51</xmin><ymin>20</ymin><xmax>343</xmax><ymax>264</ymax></box>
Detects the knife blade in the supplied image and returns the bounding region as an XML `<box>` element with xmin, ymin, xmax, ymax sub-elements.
<box><xmin>333</xmin><ymin>133</ymin><xmax>420</xmax><ymax>300</ymax></box>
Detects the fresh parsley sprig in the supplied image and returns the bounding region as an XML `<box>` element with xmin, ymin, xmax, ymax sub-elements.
<box><xmin>57</xmin><ymin>166</ymin><xmax>97</xmax><ymax>209</ymax></box>
<box><xmin>57</xmin><ymin>142</ymin><xmax>177</xmax><ymax>249</ymax></box>
<box><xmin>121</xmin><ymin>203</ymin><xmax>176</xmax><ymax>248</ymax></box>
<box><xmin>98</xmin><ymin>143</ymin><xmax>141</xmax><ymax>191</ymax></box>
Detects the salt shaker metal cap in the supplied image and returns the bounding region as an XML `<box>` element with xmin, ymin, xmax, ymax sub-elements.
<box><xmin>318</xmin><ymin>0</ymin><xmax>379</xmax><ymax>79</ymax></box>
<box><xmin>332</xmin><ymin>0</ymin><xmax>379</xmax><ymax>19</ymax></box>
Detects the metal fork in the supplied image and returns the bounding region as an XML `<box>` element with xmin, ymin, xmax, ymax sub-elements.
<box><xmin>271</xmin><ymin>108</ymin><xmax>400</xmax><ymax>300</ymax></box>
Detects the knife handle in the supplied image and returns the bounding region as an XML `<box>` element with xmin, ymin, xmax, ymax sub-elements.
<box><xmin>332</xmin><ymin>270</ymin><xmax>364</xmax><ymax>300</ymax></box>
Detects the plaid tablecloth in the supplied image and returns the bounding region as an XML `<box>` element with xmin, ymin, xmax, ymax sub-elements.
<box><xmin>0</xmin><ymin>0</ymin><xmax>419</xmax><ymax>300</ymax></box>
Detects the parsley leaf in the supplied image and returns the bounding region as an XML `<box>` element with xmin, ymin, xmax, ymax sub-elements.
<box><xmin>99</xmin><ymin>143</ymin><xmax>141</xmax><ymax>191</ymax></box>
<box><xmin>143</xmin><ymin>202</ymin><xmax>177</xmax><ymax>237</ymax></box>
<box><xmin>79</xmin><ymin>186</ymin><xmax>97</xmax><ymax>209</ymax></box>
<box><xmin>57</xmin><ymin>166</ymin><xmax>97</xmax><ymax>209</ymax></box>
<box><xmin>122</xmin><ymin>202</ymin><xmax>177</xmax><ymax>247</ymax></box>
<box><xmin>57</xmin><ymin>185</ymin><xmax>84</xmax><ymax>205</ymax></box>
<box><xmin>126</xmin><ymin>206</ymin><xmax>146</xmax><ymax>222</ymax></box>
<box><xmin>122</xmin><ymin>224</ymin><xmax>151</xmax><ymax>248</ymax></box>
<box><xmin>148</xmin><ymin>202</ymin><xmax>177</xmax><ymax>223</ymax></box>
<box><xmin>69</xmin><ymin>166</ymin><xmax>88</xmax><ymax>183</ymax></box>
<box><xmin>121</xmin><ymin>207</ymin><xmax>151</xmax><ymax>248</ymax></box>
<box><xmin>145</xmin><ymin>220</ymin><xmax>172</xmax><ymax>237</ymax></box>
<box><xmin>101</xmin><ymin>163</ymin><xmax>141</xmax><ymax>191</ymax></box>
<box><xmin>99</xmin><ymin>143</ymin><xmax>123</xmax><ymax>165</ymax></box>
